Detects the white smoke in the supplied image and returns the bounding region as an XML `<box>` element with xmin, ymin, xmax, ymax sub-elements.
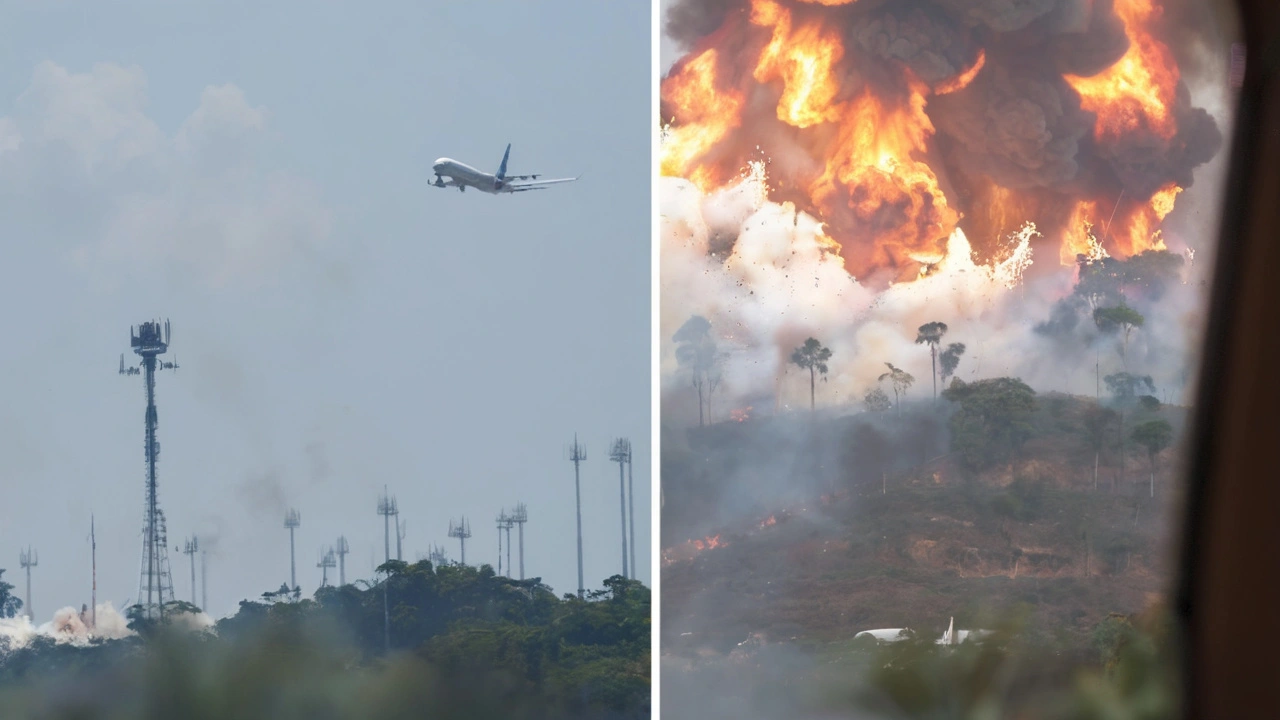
<box><xmin>0</xmin><ymin>602</ymin><xmax>134</xmax><ymax>652</ymax></box>
<box><xmin>0</xmin><ymin>602</ymin><xmax>216</xmax><ymax>654</ymax></box>
<box><xmin>660</xmin><ymin>163</ymin><xmax>1206</xmax><ymax>415</ymax></box>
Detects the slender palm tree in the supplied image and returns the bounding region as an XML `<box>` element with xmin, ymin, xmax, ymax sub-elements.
<box><xmin>915</xmin><ymin>322</ymin><xmax>948</xmax><ymax>400</ymax></box>
<box><xmin>790</xmin><ymin>338</ymin><xmax>833</xmax><ymax>411</ymax></box>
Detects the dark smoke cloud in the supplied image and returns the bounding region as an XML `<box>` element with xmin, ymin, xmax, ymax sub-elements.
<box><xmin>665</xmin><ymin>0</ymin><xmax>748</xmax><ymax>51</ymax></box>
<box><xmin>1095</xmin><ymin>89</ymin><xmax>1223</xmax><ymax>198</ymax></box>
<box><xmin>849</xmin><ymin>6</ymin><xmax>976</xmax><ymax>85</ymax></box>
<box><xmin>930</xmin><ymin>63</ymin><xmax>1092</xmax><ymax>190</ymax></box>
<box><xmin>933</xmin><ymin>0</ymin><xmax>1061</xmax><ymax>33</ymax></box>
<box><xmin>1047</xmin><ymin>0</ymin><xmax>1130</xmax><ymax>77</ymax></box>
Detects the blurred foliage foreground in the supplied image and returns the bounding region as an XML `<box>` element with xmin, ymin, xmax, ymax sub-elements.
<box><xmin>662</xmin><ymin>603</ymin><xmax>1181</xmax><ymax>720</ymax></box>
<box><xmin>0</xmin><ymin>562</ymin><xmax>650</xmax><ymax>720</ymax></box>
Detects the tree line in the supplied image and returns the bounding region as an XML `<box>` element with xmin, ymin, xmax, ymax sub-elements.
<box><xmin>0</xmin><ymin>562</ymin><xmax>650</xmax><ymax>719</ymax></box>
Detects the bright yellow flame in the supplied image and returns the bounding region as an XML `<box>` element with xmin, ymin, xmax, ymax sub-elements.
<box><xmin>752</xmin><ymin>0</ymin><xmax>845</xmax><ymax>128</ymax></box>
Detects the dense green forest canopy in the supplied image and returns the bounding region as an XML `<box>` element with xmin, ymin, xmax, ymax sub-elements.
<box><xmin>0</xmin><ymin>561</ymin><xmax>649</xmax><ymax>720</ymax></box>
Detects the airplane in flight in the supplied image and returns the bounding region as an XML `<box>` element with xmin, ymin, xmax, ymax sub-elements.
<box><xmin>431</xmin><ymin>144</ymin><xmax>579</xmax><ymax>194</ymax></box>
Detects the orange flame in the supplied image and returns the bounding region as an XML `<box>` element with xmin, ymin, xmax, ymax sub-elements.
<box><xmin>760</xmin><ymin>515</ymin><xmax>778</xmax><ymax>528</ymax></box>
<box><xmin>752</xmin><ymin>0</ymin><xmax>845</xmax><ymax>128</ymax></box>
<box><xmin>935</xmin><ymin>50</ymin><xmax>986</xmax><ymax>96</ymax></box>
<box><xmin>1061</xmin><ymin>182</ymin><xmax>1181</xmax><ymax>264</ymax></box>
<box><xmin>730</xmin><ymin>406</ymin><xmax>753</xmax><ymax>422</ymax></box>
<box><xmin>809</xmin><ymin>77</ymin><xmax>959</xmax><ymax>275</ymax></box>
<box><xmin>662</xmin><ymin>534</ymin><xmax>730</xmax><ymax>566</ymax></box>
<box><xmin>1064</xmin><ymin>0</ymin><xmax>1180</xmax><ymax>141</ymax></box>
<box><xmin>661</xmin><ymin>48</ymin><xmax>744</xmax><ymax>189</ymax></box>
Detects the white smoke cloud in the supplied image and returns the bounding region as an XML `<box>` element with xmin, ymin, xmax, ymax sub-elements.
<box><xmin>0</xmin><ymin>602</ymin><xmax>135</xmax><ymax>652</ymax></box>
<box><xmin>0</xmin><ymin>601</ymin><xmax>219</xmax><ymax>655</ymax></box>
<box><xmin>0</xmin><ymin>61</ymin><xmax>333</xmax><ymax>289</ymax></box>
<box><xmin>661</xmin><ymin>163</ymin><xmax>1207</xmax><ymax>416</ymax></box>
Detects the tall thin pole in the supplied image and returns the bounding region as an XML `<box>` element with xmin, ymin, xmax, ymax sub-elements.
<box><xmin>337</xmin><ymin>536</ymin><xmax>349</xmax><ymax>586</ymax></box>
<box><xmin>145</xmin><ymin>354</ymin><xmax>158</xmax><ymax>612</ymax></box>
<box><xmin>610</xmin><ymin>439</ymin><xmax>630</xmax><ymax>579</ymax></box>
<box><xmin>182</xmin><ymin>537</ymin><xmax>199</xmax><ymax>605</ymax></box>
<box><xmin>91</xmin><ymin>515</ymin><xmax>97</xmax><ymax>629</ymax></box>
<box><xmin>285</xmin><ymin>509</ymin><xmax>300</xmax><ymax>590</ymax></box>
<box><xmin>511</xmin><ymin>503</ymin><xmax>527</xmax><ymax>581</ymax></box>
<box><xmin>201</xmin><ymin>549</ymin><xmax>208</xmax><ymax>612</ymax></box>
<box><xmin>570</xmin><ymin>435</ymin><xmax>586</xmax><ymax>599</ymax></box>
<box><xmin>19</xmin><ymin>546</ymin><xmax>36</xmax><ymax>621</ymax></box>
<box><xmin>396</xmin><ymin>517</ymin><xmax>403</xmax><ymax>563</ymax></box>
<box><xmin>378</xmin><ymin>487</ymin><xmax>397</xmax><ymax>566</ymax></box>
<box><xmin>618</xmin><ymin>453</ymin><xmax>629</xmax><ymax>578</ymax></box>
<box><xmin>450</xmin><ymin>517</ymin><xmax>470</xmax><ymax>565</ymax></box>
<box><xmin>628</xmin><ymin>453</ymin><xmax>636</xmax><ymax>580</ymax></box>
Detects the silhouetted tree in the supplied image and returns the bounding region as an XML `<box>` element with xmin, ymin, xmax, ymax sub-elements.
<box><xmin>1131</xmin><ymin>419</ymin><xmax>1174</xmax><ymax>498</ymax></box>
<box><xmin>1094</xmin><ymin>305</ymin><xmax>1145</xmax><ymax>367</ymax></box>
<box><xmin>878</xmin><ymin>363</ymin><xmax>915</xmax><ymax>420</ymax></box>
<box><xmin>1082</xmin><ymin>406</ymin><xmax>1121</xmax><ymax>491</ymax></box>
<box><xmin>674</xmin><ymin>316</ymin><xmax>722</xmax><ymax>426</ymax></box>
<box><xmin>0</xmin><ymin>569</ymin><xmax>20</xmax><ymax>618</ymax></box>
<box><xmin>942</xmin><ymin>377</ymin><xmax>1037</xmax><ymax>471</ymax></box>
<box><xmin>916</xmin><ymin>322</ymin><xmax>948</xmax><ymax>400</ymax></box>
<box><xmin>790</xmin><ymin>338</ymin><xmax>832</xmax><ymax>411</ymax></box>
<box><xmin>939</xmin><ymin>342</ymin><xmax>966</xmax><ymax>388</ymax></box>
<box><xmin>863</xmin><ymin>387</ymin><xmax>891</xmax><ymax>412</ymax></box>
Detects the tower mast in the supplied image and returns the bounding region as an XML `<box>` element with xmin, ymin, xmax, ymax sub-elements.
<box><xmin>120</xmin><ymin>319</ymin><xmax>178</xmax><ymax>619</ymax></box>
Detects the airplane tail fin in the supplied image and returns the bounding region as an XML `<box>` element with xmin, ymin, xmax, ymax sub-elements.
<box><xmin>496</xmin><ymin>143</ymin><xmax>511</xmax><ymax>180</ymax></box>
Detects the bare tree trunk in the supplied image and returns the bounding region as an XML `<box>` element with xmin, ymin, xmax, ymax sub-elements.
<box><xmin>931</xmin><ymin>344</ymin><xmax>938</xmax><ymax>401</ymax></box>
<box><xmin>1094</xmin><ymin>450</ymin><xmax>1099</xmax><ymax>491</ymax></box>
<box><xmin>809</xmin><ymin>367</ymin><xmax>816</xmax><ymax>411</ymax></box>
<box><xmin>1149</xmin><ymin>453</ymin><xmax>1156</xmax><ymax>498</ymax></box>
<box><xmin>1118</xmin><ymin>410</ymin><xmax>1125</xmax><ymax>490</ymax></box>
<box><xmin>696</xmin><ymin>380</ymin><xmax>704</xmax><ymax>427</ymax></box>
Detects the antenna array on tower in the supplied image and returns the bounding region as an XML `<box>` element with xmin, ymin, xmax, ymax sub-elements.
<box><xmin>448</xmin><ymin>517</ymin><xmax>471</xmax><ymax>565</ymax></box>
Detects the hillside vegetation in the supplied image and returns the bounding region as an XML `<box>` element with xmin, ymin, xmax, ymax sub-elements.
<box><xmin>662</xmin><ymin>391</ymin><xmax>1186</xmax><ymax>652</ymax></box>
<box><xmin>0</xmin><ymin>562</ymin><xmax>650</xmax><ymax>720</ymax></box>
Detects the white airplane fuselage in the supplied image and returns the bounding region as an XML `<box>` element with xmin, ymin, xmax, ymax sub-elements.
<box><xmin>430</xmin><ymin>144</ymin><xmax>578</xmax><ymax>195</ymax></box>
<box><xmin>432</xmin><ymin>158</ymin><xmax>507</xmax><ymax>194</ymax></box>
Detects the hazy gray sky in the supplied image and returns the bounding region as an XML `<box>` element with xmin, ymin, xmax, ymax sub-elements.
<box><xmin>0</xmin><ymin>0</ymin><xmax>650</xmax><ymax>620</ymax></box>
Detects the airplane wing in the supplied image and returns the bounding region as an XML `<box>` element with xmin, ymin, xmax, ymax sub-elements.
<box><xmin>505</xmin><ymin>175</ymin><xmax>581</xmax><ymax>192</ymax></box>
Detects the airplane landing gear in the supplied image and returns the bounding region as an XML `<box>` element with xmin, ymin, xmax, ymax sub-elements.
<box><xmin>433</xmin><ymin>175</ymin><xmax>445</xmax><ymax>188</ymax></box>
